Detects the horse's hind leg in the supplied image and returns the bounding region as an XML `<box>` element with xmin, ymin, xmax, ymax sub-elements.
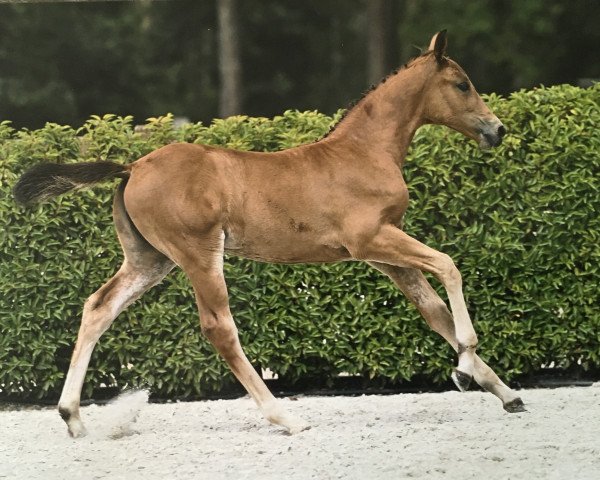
<box><xmin>369</xmin><ymin>262</ymin><xmax>525</xmax><ymax>412</ymax></box>
<box><xmin>57</xmin><ymin>260</ymin><xmax>171</xmax><ymax>436</ymax></box>
<box><xmin>57</xmin><ymin>184</ymin><xmax>174</xmax><ymax>437</ymax></box>
<box><xmin>182</xmin><ymin>231</ymin><xmax>310</xmax><ymax>434</ymax></box>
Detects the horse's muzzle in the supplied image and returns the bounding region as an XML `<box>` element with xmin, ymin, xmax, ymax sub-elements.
<box><xmin>479</xmin><ymin>124</ymin><xmax>506</xmax><ymax>149</ymax></box>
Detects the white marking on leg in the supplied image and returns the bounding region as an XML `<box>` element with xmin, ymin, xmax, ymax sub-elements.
<box><xmin>261</xmin><ymin>399</ymin><xmax>311</xmax><ymax>434</ymax></box>
<box><xmin>57</xmin><ymin>265</ymin><xmax>160</xmax><ymax>437</ymax></box>
<box><xmin>437</xmin><ymin>255</ymin><xmax>477</xmax><ymax>378</ymax></box>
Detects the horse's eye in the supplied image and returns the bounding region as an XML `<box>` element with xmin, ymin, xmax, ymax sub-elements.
<box><xmin>457</xmin><ymin>81</ymin><xmax>470</xmax><ymax>92</ymax></box>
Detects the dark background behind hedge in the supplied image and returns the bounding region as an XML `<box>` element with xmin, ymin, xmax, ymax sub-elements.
<box><xmin>1</xmin><ymin>0</ymin><xmax>598</xmax><ymax>129</ymax></box>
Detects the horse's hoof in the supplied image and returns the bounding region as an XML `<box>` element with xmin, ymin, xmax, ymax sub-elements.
<box><xmin>287</xmin><ymin>422</ymin><xmax>311</xmax><ymax>435</ymax></box>
<box><xmin>66</xmin><ymin>418</ymin><xmax>87</xmax><ymax>438</ymax></box>
<box><xmin>503</xmin><ymin>397</ymin><xmax>526</xmax><ymax>413</ymax></box>
<box><xmin>451</xmin><ymin>369</ymin><xmax>473</xmax><ymax>392</ymax></box>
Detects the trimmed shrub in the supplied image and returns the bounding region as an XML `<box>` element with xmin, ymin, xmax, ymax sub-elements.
<box><xmin>1</xmin><ymin>83</ymin><xmax>598</xmax><ymax>400</ymax></box>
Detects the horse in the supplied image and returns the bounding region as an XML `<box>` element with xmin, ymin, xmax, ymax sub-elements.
<box><xmin>14</xmin><ymin>31</ymin><xmax>524</xmax><ymax>438</ymax></box>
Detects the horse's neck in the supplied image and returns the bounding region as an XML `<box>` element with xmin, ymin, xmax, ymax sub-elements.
<box><xmin>325</xmin><ymin>66</ymin><xmax>427</xmax><ymax>166</ymax></box>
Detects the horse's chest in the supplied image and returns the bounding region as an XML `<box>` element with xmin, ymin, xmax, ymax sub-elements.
<box><xmin>376</xmin><ymin>184</ymin><xmax>409</xmax><ymax>226</ymax></box>
<box><xmin>352</xmin><ymin>174</ymin><xmax>409</xmax><ymax>226</ymax></box>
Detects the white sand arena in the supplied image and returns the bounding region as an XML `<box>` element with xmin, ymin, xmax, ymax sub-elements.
<box><xmin>1</xmin><ymin>385</ymin><xmax>599</xmax><ymax>480</ymax></box>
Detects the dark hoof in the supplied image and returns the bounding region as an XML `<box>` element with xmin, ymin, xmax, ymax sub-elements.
<box><xmin>503</xmin><ymin>397</ymin><xmax>526</xmax><ymax>413</ymax></box>
<box><xmin>451</xmin><ymin>369</ymin><xmax>473</xmax><ymax>392</ymax></box>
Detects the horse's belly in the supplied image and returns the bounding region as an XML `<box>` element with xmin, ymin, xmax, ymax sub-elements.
<box><xmin>223</xmin><ymin>230</ymin><xmax>351</xmax><ymax>264</ymax></box>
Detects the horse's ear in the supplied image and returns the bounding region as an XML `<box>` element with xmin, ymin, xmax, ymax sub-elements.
<box><xmin>428</xmin><ymin>30</ymin><xmax>448</xmax><ymax>63</ymax></box>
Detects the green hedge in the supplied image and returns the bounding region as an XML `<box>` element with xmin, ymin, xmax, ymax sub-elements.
<box><xmin>1</xmin><ymin>83</ymin><xmax>599</xmax><ymax>400</ymax></box>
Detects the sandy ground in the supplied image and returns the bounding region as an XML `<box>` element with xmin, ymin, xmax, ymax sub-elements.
<box><xmin>1</xmin><ymin>385</ymin><xmax>599</xmax><ymax>480</ymax></box>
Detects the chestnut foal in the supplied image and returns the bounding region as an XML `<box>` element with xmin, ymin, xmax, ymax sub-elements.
<box><xmin>14</xmin><ymin>31</ymin><xmax>524</xmax><ymax>438</ymax></box>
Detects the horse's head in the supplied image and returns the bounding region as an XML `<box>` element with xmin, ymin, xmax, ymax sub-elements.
<box><xmin>420</xmin><ymin>30</ymin><xmax>505</xmax><ymax>149</ymax></box>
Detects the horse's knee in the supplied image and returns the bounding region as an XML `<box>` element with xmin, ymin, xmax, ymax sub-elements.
<box><xmin>435</xmin><ymin>253</ymin><xmax>462</xmax><ymax>286</ymax></box>
<box><xmin>200</xmin><ymin>312</ymin><xmax>236</xmax><ymax>339</ymax></box>
<box><xmin>201</xmin><ymin>312</ymin><xmax>239</xmax><ymax>352</ymax></box>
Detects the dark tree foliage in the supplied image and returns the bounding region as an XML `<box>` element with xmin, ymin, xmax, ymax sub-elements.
<box><xmin>0</xmin><ymin>0</ymin><xmax>598</xmax><ymax>129</ymax></box>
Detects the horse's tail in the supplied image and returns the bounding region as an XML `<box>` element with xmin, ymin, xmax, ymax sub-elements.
<box><xmin>13</xmin><ymin>161</ymin><xmax>130</xmax><ymax>205</ymax></box>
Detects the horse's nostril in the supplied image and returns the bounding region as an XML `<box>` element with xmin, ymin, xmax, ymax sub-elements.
<box><xmin>497</xmin><ymin>125</ymin><xmax>506</xmax><ymax>138</ymax></box>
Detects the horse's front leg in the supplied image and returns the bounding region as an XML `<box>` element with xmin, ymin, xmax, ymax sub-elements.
<box><xmin>369</xmin><ymin>262</ymin><xmax>525</xmax><ymax>412</ymax></box>
<box><xmin>181</xmin><ymin>233</ymin><xmax>310</xmax><ymax>434</ymax></box>
<box><xmin>351</xmin><ymin>224</ymin><xmax>478</xmax><ymax>390</ymax></box>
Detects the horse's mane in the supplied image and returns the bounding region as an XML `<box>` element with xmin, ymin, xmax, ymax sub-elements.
<box><xmin>320</xmin><ymin>51</ymin><xmax>433</xmax><ymax>140</ymax></box>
